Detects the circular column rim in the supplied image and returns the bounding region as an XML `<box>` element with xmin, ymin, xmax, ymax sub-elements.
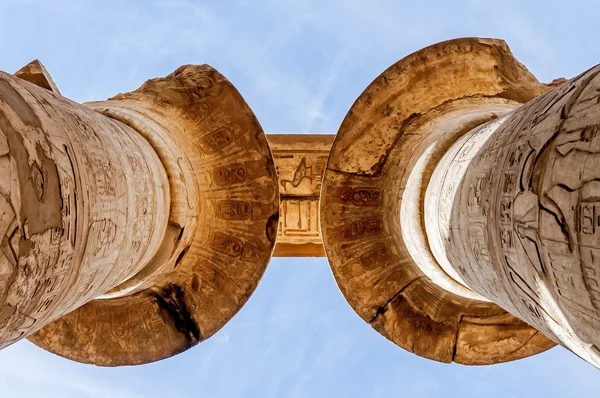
<box><xmin>320</xmin><ymin>38</ymin><xmax>556</xmax><ymax>364</ymax></box>
<box><xmin>28</xmin><ymin>65</ymin><xmax>280</xmax><ymax>366</ymax></box>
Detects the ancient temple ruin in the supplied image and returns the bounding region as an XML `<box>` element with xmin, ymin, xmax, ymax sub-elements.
<box><xmin>1</xmin><ymin>38</ymin><xmax>600</xmax><ymax>368</ymax></box>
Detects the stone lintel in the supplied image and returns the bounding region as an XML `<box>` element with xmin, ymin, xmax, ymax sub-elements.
<box><xmin>267</xmin><ymin>134</ymin><xmax>334</xmax><ymax>257</ymax></box>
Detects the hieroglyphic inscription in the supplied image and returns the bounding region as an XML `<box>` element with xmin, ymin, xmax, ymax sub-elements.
<box><xmin>277</xmin><ymin>200</ymin><xmax>320</xmax><ymax>243</ymax></box>
<box><xmin>211</xmin><ymin>159</ymin><xmax>270</xmax><ymax>187</ymax></box>
<box><xmin>268</xmin><ymin>134</ymin><xmax>334</xmax><ymax>255</ymax></box>
<box><xmin>444</xmin><ymin>67</ymin><xmax>600</xmax><ymax>366</ymax></box>
<box><xmin>195</xmin><ymin>126</ymin><xmax>235</xmax><ymax>154</ymax></box>
<box><xmin>215</xmin><ymin>200</ymin><xmax>274</xmax><ymax>221</ymax></box>
<box><xmin>467</xmin><ymin>174</ymin><xmax>487</xmax><ymax>216</ymax></box>
<box><xmin>320</xmin><ymin>38</ymin><xmax>561</xmax><ymax>366</ymax></box>
<box><xmin>9</xmin><ymin>63</ymin><xmax>280</xmax><ymax>367</ymax></box>
<box><xmin>338</xmin><ymin>217</ymin><xmax>383</xmax><ymax>241</ymax></box>
<box><xmin>209</xmin><ymin>232</ymin><xmax>244</xmax><ymax>257</ymax></box>
<box><xmin>359</xmin><ymin>245</ymin><xmax>392</xmax><ymax>271</ymax></box>
<box><xmin>217</xmin><ymin>200</ymin><xmax>251</xmax><ymax>220</ymax></box>
<box><xmin>338</xmin><ymin>187</ymin><xmax>382</xmax><ymax>206</ymax></box>
<box><xmin>0</xmin><ymin>71</ymin><xmax>169</xmax><ymax>348</ymax></box>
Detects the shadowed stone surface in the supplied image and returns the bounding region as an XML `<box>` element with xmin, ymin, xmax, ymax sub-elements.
<box><xmin>0</xmin><ymin>70</ymin><xmax>170</xmax><ymax>353</ymax></box>
<box><xmin>4</xmin><ymin>38</ymin><xmax>600</xmax><ymax>369</ymax></box>
<box><xmin>0</xmin><ymin>62</ymin><xmax>279</xmax><ymax>366</ymax></box>
<box><xmin>320</xmin><ymin>38</ymin><xmax>557</xmax><ymax>365</ymax></box>
<box><xmin>268</xmin><ymin>134</ymin><xmax>333</xmax><ymax>257</ymax></box>
<box><xmin>437</xmin><ymin>62</ymin><xmax>600</xmax><ymax>367</ymax></box>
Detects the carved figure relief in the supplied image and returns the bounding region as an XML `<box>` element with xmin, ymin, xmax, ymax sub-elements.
<box><xmin>6</xmin><ymin>38</ymin><xmax>600</xmax><ymax>372</ymax></box>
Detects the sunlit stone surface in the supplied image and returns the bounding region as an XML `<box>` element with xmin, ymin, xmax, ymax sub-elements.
<box><xmin>0</xmin><ymin>61</ymin><xmax>279</xmax><ymax>365</ymax></box>
<box><xmin>321</xmin><ymin>38</ymin><xmax>600</xmax><ymax>367</ymax></box>
<box><xmin>3</xmin><ymin>38</ymin><xmax>600</xmax><ymax>369</ymax></box>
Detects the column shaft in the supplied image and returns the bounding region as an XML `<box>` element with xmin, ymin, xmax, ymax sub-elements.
<box><xmin>0</xmin><ymin>72</ymin><xmax>170</xmax><ymax>348</ymax></box>
<box><xmin>429</xmin><ymin>66</ymin><xmax>600</xmax><ymax>366</ymax></box>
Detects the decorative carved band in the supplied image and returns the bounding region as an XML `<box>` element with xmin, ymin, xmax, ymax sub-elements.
<box><xmin>268</xmin><ymin>134</ymin><xmax>333</xmax><ymax>257</ymax></box>
<box><xmin>4</xmin><ymin>38</ymin><xmax>600</xmax><ymax>371</ymax></box>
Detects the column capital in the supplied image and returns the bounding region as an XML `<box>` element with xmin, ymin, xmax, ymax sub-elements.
<box><xmin>320</xmin><ymin>38</ymin><xmax>557</xmax><ymax>364</ymax></box>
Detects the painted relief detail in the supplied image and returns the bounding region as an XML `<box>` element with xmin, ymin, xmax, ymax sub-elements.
<box><xmin>449</xmin><ymin>67</ymin><xmax>600</xmax><ymax>364</ymax></box>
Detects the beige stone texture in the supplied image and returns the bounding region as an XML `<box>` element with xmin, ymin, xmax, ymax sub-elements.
<box><xmin>268</xmin><ymin>134</ymin><xmax>333</xmax><ymax>257</ymax></box>
<box><xmin>0</xmin><ymin>69</ymin><xmax>170</xmax><ymax>352</ymax></box>
<box><xmin>437</xmin><ymin>63</ymin><xmax>600</xmax><ymax>367</ymax></box>
<box><xmin>14</xmin><ymin>60</ymin><xmax>61</xmax><ymax>95</ymax></box>
<box><xmin>0</xmin><ymin>62</ymin><xmax>279</xmax><ymax>365</ymax></box>
<box><xmin>320</xmin><ymin>38</ymin><xmax>557</xmax><ymax>365</ymax></box>
<box><xmin>4</xmin><ymin>38</ymin><xmax>600</xmax><ymax>370</ymax></box>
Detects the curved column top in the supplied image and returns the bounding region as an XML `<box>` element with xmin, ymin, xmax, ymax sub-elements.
<box><xmin>443</xmin><ymin>64</ymin><xmax>600</xmax><ymax>368</ymax></box>
<box><xmin>28</xmin><ymin>65</ymin><xmax>280</xmax><ymax>366</ymax></box>
<box><xmin>320</xmin><ymin>38</ymin><xmax>556</xmax><ymax>364</ymax></box>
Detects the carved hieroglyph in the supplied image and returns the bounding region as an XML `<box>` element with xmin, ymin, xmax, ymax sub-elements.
<box><xmin>435</xmin><ymin>64</ymin><xmax>600</xmax><ymax>367</ymax></box>
<box><xmin>0</xmin><ymin>69</ymin><xmax>170</xmax><ymax>350</ymax></box>
<box><xmin>268</xmin><ymin>134</ymin><xmax>333</xmax><ymax>257</ymax></box>
<box><xmin>0</xmin><ymin>61</ymin><xmax>279</xmax><ymax>365</ymax></box>
<box><xmin>5</xmin><ymin>38</ymin><xmax>600</xmax><ymax>370</ymax></box>
<box><xmin>320</xmin><ymin>38</ymin><xmax>558</xmax><ymax>365</ymax></box>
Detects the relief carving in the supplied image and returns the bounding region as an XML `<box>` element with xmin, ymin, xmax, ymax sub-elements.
<box><xmin>339</xmin><ymin>187</ymin><xmax>381</xmax><ymax>206</ymax></box>
<box><xmin>209</xmin><ymin>231</ymin><xmax>244</xmax><ymax>257</ymax></box>
<box><xmin>442</xmin><ymin>66</ymin><xmax>600</xmax><ymax>366</ymax></box>
<box><xmin>279</xmin><ymin>156</ymin><xmax>327</xmax><ymax>192</ymax></box>
<box><xmin>217</xmin><ymin>200</ymin><xmax>251</xmax><ymax>220</ymax></box>
<box><xmin>339</xmin><ymin>217</ymin><xmax>383</xmax><ymax>241</ymax></box>
<box><xmin>195</xmin><ymin>126</ymin><xmax>235</xmax><ymax>154</ymax></box>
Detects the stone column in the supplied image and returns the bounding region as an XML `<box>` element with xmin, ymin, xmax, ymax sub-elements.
<box><xmin>321</xmin><ymin>37</ymin><xmax>600</xmax><ymax>368</ymax></box>
<box><xmin>0</xmin><ymin>61</ymin><xmax>279</xmax><ymax>366</ymax></box>
<box><xmin>321</xmin><ymin>38</ymin><xmax>560</xmax><ymax>365</ymax></box>
<box><xmin>426</xmin><ymin>64</ymin><xmax>600</xmax><ymax>367</ymax></box>
<box><xmin>0</xmin><ymin>68</ymin><xmax>170</xmax><ymax>349</ymax></box>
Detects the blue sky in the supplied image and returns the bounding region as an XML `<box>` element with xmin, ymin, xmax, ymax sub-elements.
<box><xmin>1</xmin><ymin>0</ymin><xmax>600</xmax><ymax>396</ymax></box>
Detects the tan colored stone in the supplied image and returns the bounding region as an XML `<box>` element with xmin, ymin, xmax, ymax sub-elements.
<box><xmin>4</xmin><ymin>38</ymin><xmax>599</xmax><ymax>370</ymax></box>
<box><xmin>14</xmin><ymin>60</ymin><xmax>61</xmax><ymax>94</ymax></box>
<box><xmin>267</xmin><ymin>134</ymin><xmax>333</xmax><ymax>257</ymax></box>
<box><xmin>320</xmin><ymin>38</ymin><xmax>557</xmax><ymax>365</ymax></box>
<box><xmin>0</xmin><ymin>64</ymin><xmax>279</xmax><ymax>366</ymax></box>
<box><xmin>436</xmin><ymin>63</ymin><xmax>600</xmax><ymax>367</ymax></box>
<box><xmin>0</xmin><ymin>70</ymin><xmax>169</xmax><ymax>351</ymax></box>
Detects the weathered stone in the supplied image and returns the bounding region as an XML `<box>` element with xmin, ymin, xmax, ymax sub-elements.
<box><xmin>320</xmin><ymin>38</ymin><xmax>557</xmax><ymax>365</ymax></box>
<box><xmin>4</xmin><ymin>37</ymin><xmax>600</xmax><ymax>370</ymax></box>
<box><xmin>434</xmin><ymin>62</ymin><xmax>600</xmax><ymax>367</ymax></box>
<box><xmin>268</xmin><ymin>134</ymin><xmax>333</xmax><ymax>257</ymax></box>
<box><xmin>0</xmin><ymin>70</ymin><xmax>169</xmax><ymax>353</ymax></box>
<box><xmin>14</xmin><ymin>60</ymin><xmax>61</xmax><ymax>94</ymax></box>
<box><xmin>0</xmin><ymin>64</ymin><xmax>279</xmax><ymax>366</ymax></box>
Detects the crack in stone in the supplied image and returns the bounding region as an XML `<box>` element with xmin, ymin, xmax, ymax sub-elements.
<box><xmin>506</xmin><ymin>330</ymin><xmax>541</xmax><ymax>359</ymax></box>
<box><xmin>368</xmin><ymin>276</ymin><xmax>424</xmax><ymax>323</ymax></box>
<box><xmin>327</xmin><ymin>94</ymin><xmax>513</xmax><ymax>179</ymax></box>
<box><xmin>451</xmin><ymin>314</ymin><xmax>466</xmax><ymax>362</ymax></box>
<box><xmin>153</xmin><ymin>284</ymin><xmax>202</xmax><ymax>344</ymax></box>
